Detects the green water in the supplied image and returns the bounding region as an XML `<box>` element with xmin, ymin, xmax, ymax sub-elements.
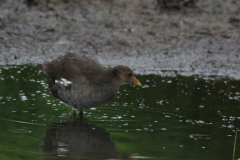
<box><xmin>0</xmin><ymin>65</ymin><xmax>240</xmax><ymax>160</ymax></box>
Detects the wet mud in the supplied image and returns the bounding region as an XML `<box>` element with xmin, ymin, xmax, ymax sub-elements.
<box><xmin>0</xmin><ymin>0</ymin><xmax>240</xmax><ymax>78</ymax></box>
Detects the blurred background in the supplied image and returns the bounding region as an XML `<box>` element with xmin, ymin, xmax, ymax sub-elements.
<box><xmin>0</xmin><ymin>0</ymin><xmax>240</xmax><ymax>77</ymax></box>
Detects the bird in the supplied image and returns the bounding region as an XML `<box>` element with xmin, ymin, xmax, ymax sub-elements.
<box><xmin>37</xmin><ymin>52</ymin><xmax>142</xmax><ymax>119</ymax></box>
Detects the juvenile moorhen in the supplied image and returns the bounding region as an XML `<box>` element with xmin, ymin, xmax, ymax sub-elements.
<box><xmin>37</xmin><ymin>52</ymin><xmax>142</xmax><ymax>118</ymax></box>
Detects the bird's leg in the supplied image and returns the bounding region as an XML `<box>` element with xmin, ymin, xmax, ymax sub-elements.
<box><xmin>79</xmin><ymin>109</ymin><xmax>83</xmax><ymax>121</ymax></box>
<box><xmin>71</xmin><ymin>107</ymin><xmax>76</xmax><ymax>120</ymax></box>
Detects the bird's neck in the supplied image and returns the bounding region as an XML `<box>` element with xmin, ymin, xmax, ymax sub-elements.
<box><xmin>96</xmin><ymin>68</ymin><xmax>119</xmax><ymax>86</ymax></box>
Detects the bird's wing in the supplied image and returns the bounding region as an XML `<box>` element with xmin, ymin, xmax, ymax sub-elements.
<box><xmin>40</xmin><ymin>53</ymin><xmax>117</xmax><ymax>108</ymax></box>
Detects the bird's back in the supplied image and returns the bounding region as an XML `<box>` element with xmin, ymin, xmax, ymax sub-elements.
<box><xmin>42</xmin><ymin>52</ymin><xmax>105</xmax><ymax>81</ymax></box>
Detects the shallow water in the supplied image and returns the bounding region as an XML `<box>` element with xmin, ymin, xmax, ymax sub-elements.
<box><xmin>0</xmin><ymin>65</ymin><xmax>240</xmax><ymax>160</ymax></box>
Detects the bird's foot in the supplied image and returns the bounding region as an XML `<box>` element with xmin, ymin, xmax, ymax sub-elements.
<box><xmin>79</xmin><ymin>109</ymin><xmax>83</xmax><ymax>121</ymax></box>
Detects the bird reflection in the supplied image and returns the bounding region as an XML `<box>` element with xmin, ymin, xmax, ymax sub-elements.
<box><xmin>40</xmin><ymin>120</ymin><xmax>134</xmax><ymax>159</ymax></box>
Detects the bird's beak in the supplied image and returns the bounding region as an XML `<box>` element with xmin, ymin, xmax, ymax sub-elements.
<box><xmin>133</xmin><ymin>76</ymin><xmax>142</xmax><ymax>87</ymax></box>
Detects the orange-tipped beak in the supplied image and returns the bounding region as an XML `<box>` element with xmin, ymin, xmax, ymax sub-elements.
<box><xmin>133</xmin><ymin>76</ymin><xmax>142</xmax><ymax>87</ymax></box>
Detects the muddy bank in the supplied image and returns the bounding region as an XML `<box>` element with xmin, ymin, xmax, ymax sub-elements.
<box><xmin>0</xmin><ymin>0</ymin><xmax>240</xmax><ymax>78</ymax></box>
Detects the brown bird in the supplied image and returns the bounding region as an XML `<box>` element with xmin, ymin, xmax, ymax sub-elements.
<box><xmin>37</xmin><ymin>52</ymin><xmax>142</xmax><ymax>118</ymax></box>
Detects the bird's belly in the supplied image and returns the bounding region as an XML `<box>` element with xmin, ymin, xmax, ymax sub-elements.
<box><xmin>57</xmin><ymin>85</ymin><xmax>118</xmax><ymax>109</ymax></box>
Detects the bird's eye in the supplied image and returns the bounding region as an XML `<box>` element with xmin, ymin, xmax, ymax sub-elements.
<box><xmin>127</xmin><ymin>73</ymin><xmax>132</xmax><ymax>76</ymax></box>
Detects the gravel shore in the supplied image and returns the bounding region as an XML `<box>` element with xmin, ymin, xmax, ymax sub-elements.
<box><xmin>0</xmin><ymin>0</ymin><xmax>240</xmax><ymax>78</ymax></box>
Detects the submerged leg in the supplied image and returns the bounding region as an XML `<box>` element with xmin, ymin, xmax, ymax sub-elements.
<box><xmin>71</xmin><ymin>107</ymin><xmax>76</xmax><ymax>120</ymax></box>
<box><xmin>79</xmin><ymin>109</ymin><xmax>84</xmax><ymax>120</ymax></box>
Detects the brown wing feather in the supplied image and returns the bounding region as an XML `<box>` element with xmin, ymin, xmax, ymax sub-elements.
<box><xmin>42</xmin><ymin>52</ymin><xmax>105</xmax><ymax>81</ymax></box>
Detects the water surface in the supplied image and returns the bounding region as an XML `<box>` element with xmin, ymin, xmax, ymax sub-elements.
<box><xmin>0</xmin><ymin>65</ymin><xmax>239</xmax><ymax>160</ymax></box>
